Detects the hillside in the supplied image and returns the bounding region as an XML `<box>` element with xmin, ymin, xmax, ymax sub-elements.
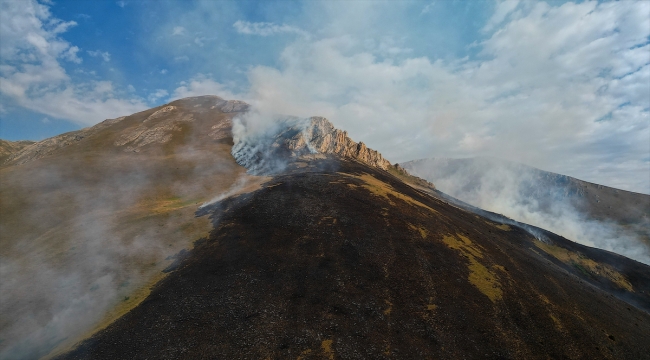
<box><xmin>0</xmin><ymin>96</ymin><xmax>258</xmax><ymax>359</ymax></box>
<box><xmin>59</xmin><ymin>156</ymin><xmax>650</xmax><ymax>359</ymax></box>
<box><xmin>403</xmin><ymin>157</ymin><xmax>650</xmax><ymax>264</ymax></box>
<box><xmin>1</xmin><ymin>97</ymin><xmax>649</xmax><ymax>359</ymax></box>
<box><xmin>0</xmin><ymin>139</ymin><xmax>35</xmax><ymax>163</ymax></box>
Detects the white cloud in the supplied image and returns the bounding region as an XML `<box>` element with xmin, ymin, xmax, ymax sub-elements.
<box><xmin>233</xmin><ymin>20</ymin><xmax>308</xmax><ymax>37</ymax></box>
<box><xmin>160</xmin><ymin>69</ymin><xmax>168</xmax><ymax>74</ymax></box>
<box><xmin>148</xmin><ymin>89</ymin><xmax>169</xmax><ymax>103</ymax></box>
<box><xmin>171</xmin><ymin>75</ymin><xmax>239</xmax><ymax>101</ymax></box>
<box><xmin>0</xmin><ymin>0</ymin><xmax>146</xmax><ymax>126</ymax></box>
<box><xmin>174</xmin><ymin>55</ymin><xmax>189</xmax><ymax>62</ymax></box>
<box><xmin>171</xmin><ymin>26</ymin><xmax>186</xmax><ymax>36</ymax></box>
<box><xmin>87</xmin><ymin>50</ymin><xmax>111</xmax><ymax>62</ymax></box>
<box><xmin>240</xmin><ymin>1</ymin><xmax>650</xmax><ymax>193</ymax></box>
<box><xmin>116</xmin><ymin>1</ymin><xmax>126</xmax><ymax>8</ymax></box>
<box><xmin>483</xmin><ymin>0</ymin><xmax>521</xmax><ymax>32</ymax></box>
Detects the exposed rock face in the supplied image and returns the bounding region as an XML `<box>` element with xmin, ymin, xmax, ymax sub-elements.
<box><xmin>232</xmin><ymin>116</ymin><xmax>391</xmax><ymax>173</ymax></box>
<box><xmin>289</xmin><ymin>117</ymin><xmax>391</xmax><ymax>170</ymax></box>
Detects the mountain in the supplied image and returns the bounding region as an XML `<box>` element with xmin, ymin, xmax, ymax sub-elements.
<box><xmin>402</xmin><ymin>157</ymin><xmax>650</xmax><ymax>264</ymax></box>
<box><xmin>1</xmin><ymin>97</ymin><xmax>649</xmax><ymax>359</ymax></box>
<box><xmin>0</xmin><ymin>139</ymin><xmax>35</xmax><ymax>163</ymax></box>
<box><xmin>0</xmin><ymin>96</ymin><xmax>257</xmax><ymax>359</ymax></box>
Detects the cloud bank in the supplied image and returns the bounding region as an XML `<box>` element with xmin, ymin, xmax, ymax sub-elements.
<box><xmin>0</xmin><ymin>0</ymin><xmax>147</xmax><ymax>126</ymax></box>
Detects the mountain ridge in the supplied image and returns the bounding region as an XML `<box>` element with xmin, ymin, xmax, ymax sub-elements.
<box><xmin>1</xmin><ymin>96</ymin><xmax>649</xmax><ymax>359</ymax></box>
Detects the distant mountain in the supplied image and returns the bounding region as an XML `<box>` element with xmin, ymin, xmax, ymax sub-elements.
<box><xmin>402</xmin><ymin>157</ymin><xmax>650</xmax><ymax>264</ymax></box>
<box><xmin>1</xmin><ymin>98</ymin><xmax>649</xmax><ymax>359</ymax></box>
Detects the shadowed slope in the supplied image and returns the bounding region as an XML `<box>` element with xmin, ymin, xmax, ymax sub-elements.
<box><xmin>59</xmin><ymin>157</ymin><xmax>650</xmax><ymax>360</ymax></box>
<box><xmin>0</xmin><ymin>96</ymin><xmax>259</xmax><ymax>359</ymax></box>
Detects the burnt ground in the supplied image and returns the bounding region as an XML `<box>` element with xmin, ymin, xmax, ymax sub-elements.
<box><xmin>59</xmin><ymin>157</ymin><xmax>650</xmax><ymax>360</ymax></box>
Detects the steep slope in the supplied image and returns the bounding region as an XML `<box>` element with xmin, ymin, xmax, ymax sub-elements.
<box><xmin>58</xmin><ymin>157</ymin><xmax>650</xmax><ymax>360</ymax></box>
<box><xmin>403</xmin><ymin>157</ymin><xmax>650</xmax><ymax>263</ymax></box>
<box><xmin>0</xmin><ymin>96</ymin><xmax>261</xmax><ymax>360</ymax></box>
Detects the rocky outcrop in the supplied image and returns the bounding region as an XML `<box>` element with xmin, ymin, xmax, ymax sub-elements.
<box><xmin>285</xmin><ymin>117</ymin><xmax>391</xmax><ymax>170</ymax></box>
<box><xmin>232</xmin><ymin>116</ymin><xmax>394</xmax><ymax>174</ymax></box>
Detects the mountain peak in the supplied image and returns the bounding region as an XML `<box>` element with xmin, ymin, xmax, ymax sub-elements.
<box><xmin>231</xmin><ymin>115</ymin><xmax>391</xmax><ymax>174</ymax></box>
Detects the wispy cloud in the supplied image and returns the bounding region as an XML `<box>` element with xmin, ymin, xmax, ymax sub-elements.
<box><xmin>148</xmin><ymin>89</ymin><xmax>169</xmax><ymax>103</ymax></box>
<box><xmin>233</xmin><ymin>20</ymin><xmax>308</xmax><ymax>37</ymax></box>
<box><xmin>87</xmin><ymin>50</ymin><xmax>111</xmax><ymax>62</ymax></box>
<box><xmin>0</xmin><ymin>0</ymin><xmax>146</xmax><ymax>126</ymax></box>
<box><xmin>171</xmin><ymin>75</ymin><xmax>239</xmax><ymax>101</ymax></box>
<box><xmin>171</xmin><ymin>26</ymin><xmax>186</xmax><ymax>36</ymax></box>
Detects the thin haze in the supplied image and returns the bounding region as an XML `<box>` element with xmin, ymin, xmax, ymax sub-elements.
<box><xmin>0</xmin><ymin>0</ymin><xmax>648</xmax><ymax>193</ymax></box>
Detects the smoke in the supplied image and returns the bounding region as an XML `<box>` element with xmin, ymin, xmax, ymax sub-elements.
<box><xmin>0</xmin><ymin>138</ymin><xmax>238</xmax><ymax>359</ymax></box>
<box><xmin>404</xmin><ymin>157</ymin><xmax>650</xmax><ymax>265</ymax></box>
<box><xmin>230</xmin><ymin>108</ymin><xmax>315</xmax><ymax>175</ymax></box>
<box><xmin>0</xmin><ymin>162</ymin><xmax>170</xmax><ymax>359</ymax></box>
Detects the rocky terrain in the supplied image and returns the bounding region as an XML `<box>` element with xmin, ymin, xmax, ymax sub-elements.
<box><xmin>232</xmin><ymin>116</ymin><xmax>392</xmax><ymax>174</ymax></box>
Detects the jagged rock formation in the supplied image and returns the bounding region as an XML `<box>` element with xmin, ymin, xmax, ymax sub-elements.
<box><xmin>287</xmin><ymin>117</ymin><xmax>391</xmax><ymax>170</ymax></box>
<box><xmin>232</xmin><ymin>116</ymin><xmax>391</xmax><ymax>173</ymax></box>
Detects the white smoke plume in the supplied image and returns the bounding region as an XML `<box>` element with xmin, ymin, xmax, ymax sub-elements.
<box><xmin>404</xmin><ymin>157</ymin><xmax>650</xmax><ymax>265</ymax></box>
<box><xmin>230</xmin><ymin>108</ymin><xmax>315</xmax><ymax>174</ymax></box>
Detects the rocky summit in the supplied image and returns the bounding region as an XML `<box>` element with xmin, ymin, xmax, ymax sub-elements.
<box><xmin>1</xmin><ymin>96</ymin><xmax>649</xmax><ymax>360</ymax></box>
<box><xmin>232</xmin><ymin>116</ymin><xmax>391</xmax><ymax>174</ymax></box>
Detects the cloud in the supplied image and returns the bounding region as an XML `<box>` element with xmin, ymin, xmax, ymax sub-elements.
<box><xmin>116</xmin><ymin>1</ymin><xmax>126</xmax><ymax>8</ymax></box>
<box><xmin>147</xmin><ymin>88</ymin><xmax>169</xmax><ymax>103</ymax></box>
<box><xmin>237</xmin><ymin>1</ymin><xmax>650</xmax><ymax>193</ymax></box>
<box><xmin>87</xmin><ymin>49</ymin><xmax>111</xmax><ymax>62</ymax></box>
<box><xmin>0</xmin><ymin>0</ymin><xmax>146</xmax><ymax>126</ymax></box>
<box><xmin>483</xmin><ymin>0</ymin><xmax>521</xmax><ymax>32</ymax></box>
<box><xmin>171</xmin><ymin>26</ymin><xmax>186</xmax><ymax>36</ymax></box>
<box><xmin>233</xmin><ymin>20</ymin><xmax>308</xmax><ymax>37</ymax></box>
<box><xmin>171</xmin><ymin>75</ymin><xmax>239</xmax><ymax>100</ymax></box>
<box><xmin>421</xmin><ymin>1</ymin><xmax>435</xmax><ymax>15</ymax></box>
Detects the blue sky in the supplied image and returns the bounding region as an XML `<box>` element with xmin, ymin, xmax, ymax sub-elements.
<box><xmin>1</xmin><ymin>0</ymin><xmax>649</xmax><ymax>193</ymax></box>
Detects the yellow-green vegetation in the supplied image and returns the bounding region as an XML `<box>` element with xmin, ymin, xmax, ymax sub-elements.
<box><xmin>384</xmin><ymin>299</ymin><xmax>393</xmax><ymax>316</ymax></box>
<box><xmin>342</xmin><ymin>173</ymin><xmax>437</xmax><ymax>214</ymax></box>
<box><xmin>408</xmin><ymin>223</ymin><xmax>428</xmax><ymax>239</ymax></box>
<box><xmin>535</xmin><ymin>241</ymin><xmax>633</xmax><ymax>291</ymax></box>
<box><xmin>321</xmin><ymin>339</ymin><xmax>335</xmax><ymax>360</ymax></box>
<box><xmin>297</xmin><ymin>348</ymin><xmax>312</xmax><ymax>360</ymax></box>
<box><xmin>442</xmin><ymin>234</ymin><xmax>504</xmax><ymax>302</ymax></box>
<box><xmin>318</xmin><ymin>216</ymin><xmax>338</xmax><ymax>226</ymax></box>
<box><xmin>539</xmin><ymin>295</ymin><xmax>564</xmax><ymax>330</ymax></box>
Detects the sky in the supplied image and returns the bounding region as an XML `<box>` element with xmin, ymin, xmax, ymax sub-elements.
<box><xmin>0</xmin><ymin>0</ymin><xmax>648</xmax><ymax>193</ymax></box>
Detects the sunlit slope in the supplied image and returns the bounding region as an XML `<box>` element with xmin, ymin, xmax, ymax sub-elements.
<box><xmin>59</xmin><ymin>157</ymin><xmax>650</xmax><ymax>360</ymax></box>
<box><xmin>0</xmin><ymin>139</ymin><xmax>35</xmax><ymax>163</ymax></box>
<box><xmin>0</xmin><ymin>96</ymin><xmax>259</xmax><ymax>360</ymax></box>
